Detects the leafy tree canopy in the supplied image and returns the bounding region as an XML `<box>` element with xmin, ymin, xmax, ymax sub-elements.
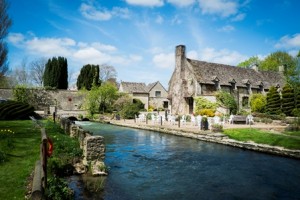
<box><xmin>237</xmin><ymin>56</ymin><xmax>261</xmax><ymax>68</ymax></box>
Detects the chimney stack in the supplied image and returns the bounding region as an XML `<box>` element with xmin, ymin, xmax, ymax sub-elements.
<box><xmin>175</xmin><ymin>45</ymin><xmax>186</xmax><ymax>78</ymax></box>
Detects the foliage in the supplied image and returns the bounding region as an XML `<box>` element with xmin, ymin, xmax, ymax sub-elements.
<box><xmin>266</xmin><ymin>86</ymin><xmax>281</xmax><ymax>115</ymax></box>
<box><xmin>198</xmin><ymin>109</ymin><xmax>215</xmax><ymax>117</ymax></box>
<box><xmin>0</xmin><ymin>0</ymin><xmax>12</xmax><ymax>79</ymax></box>
<box><xmin>120</xmin><ymin>103</ymin><xmax>141</xmax><ymax>119</ymax></box>
<box><xmin>0</xmin><ymin>100</ymin><xmax>35</xmax><ymax>120</ymax></box>
<box><xmin>0</xmin><ymin>129</ymin><xmax>15</xmax><ymax>163</ymax></box>
<box><xmin>223</xmin><ymin>128</ymin><xmax>300</xmax><ymax>150</ymax></box>
<box><xmin>113</xmin><ymin>94</ymin><xmax>132</xmax><ymax>112</ymax></box>
<box><xmin>250</xmin><ymin>93</ymin><xmax>267</xmax><ymax>113</ymax></box>
<box><xmin>46</xmin><ymin>176</ymin><xmax>74</xmax><ymax>200</ymax></box>
<box><xmin>215</xmin><ymin>90</ymin><xmax>237</xmax><ymax>114</ymax></box>
<box><xmin>281</xmin><ymin>84</ymin><xmax>295</xmax><ymax>116</ymax></box>
<box><xmin>133</xmin><ymin>98</ymin><xmax>145</xmax><ymax>110</ymax></box>
<box><xmin>194</xmin><ymin>97</ymin><xmax>217</xmax><ymax>115</ymax></box>
<box><xmin>76</xmin><ymin>64</ymin><xmax>100</xmax><ymax>90</ymax></box>
<box><xmin>43</xmin><ymin>57</ymin><xmax>68</xmax><ymax>89</ymax></box>
<box><xmin>260</xmin><ymin>51</ymin><xmax>296</xmax><ymax>78</ymax></box>
<box><xmin>237</xmin><ymin>56</ymin><xmax>261</xmax><ymax>68</ymax></box>
<box><xmin>83</xmin><ymin>82</ymin><xmax>118</xmax><ymax>116</ymax></box>
<box><xmin>211</xmin><ymin>124</ymin><xmax>223</xmax><ymax>132</ymax></box>
<box><xmin>12</xmin><ymin>84</ymin><xmax>32</xmax><ymax>104</ymax></box>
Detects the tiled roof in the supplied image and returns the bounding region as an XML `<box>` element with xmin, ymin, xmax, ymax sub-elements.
<box><xmin>120</xmin><ymin>82</ymin><xmax>148</xmax><ymax>93</ymax></box>
<box><xmin>187</xmin><ymin>59</ymin><xmax>285</xmax><ymax>89</ymax></box>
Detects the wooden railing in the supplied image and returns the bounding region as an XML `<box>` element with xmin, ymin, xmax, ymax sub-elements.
<box><xmin>31</xmin><ymin>127</ymin><xmax>48</xmax><ymax>200</ymax></box>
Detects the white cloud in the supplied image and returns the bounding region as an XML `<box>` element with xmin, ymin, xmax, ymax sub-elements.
<box><xmin>187</xmin><ymin>50</ymin><xmax>199</xmax><ymax>59</ymax></box>
<box><xmin>167</xmin><ymin>0</ymin><xmax>196</xmax><ymax>7</ymax></box>
<box><xmin>91</xmin><ymin>42</ymin><xmax>117</xmax><ymax>52</ymax></box>
<box><xmin>200</xmin><ymin>47</ymin><xmax>247</xmax><ymax>66</ymax></box>
<box><xmin>231</xmin><ymin>13</ymin><xmax>246</xmax><ymax>21</ymax></box>
<box><xmin>198</xmin><ymin>0</ymin><xmax>238</xmax><ymax>17</ymax></box>
<box><xmin>217</xmin><ymin>25</ymin><xmax>235</xmax><ymax>33</ymax></box>
<box><xmin>80</xmin><ymin>3</ymin><xmax>112</xmax><ymax>21</ymax></box>
<box><xmin>152</xmin><ymin>52</ymin><xmax>175</xmax><ymax>69</ymax></box>
<box><xmin>125</xmin><ymin>0</ymin><xmax>164</xmax><ymax>7</ymax></box>
<box><xmin>275</xmin><ymin>33</ymin><xmax>300</xmax><ymax>49</ymax></box>
<box><xmin>79</xmin><ymin>3</ymin><xmax>131</xmax><ymax>21</ymax></box>
<box><xmin>7</xmin><ymin>33</ymin><xmax>25</xmax><ymax>45</ymax></box>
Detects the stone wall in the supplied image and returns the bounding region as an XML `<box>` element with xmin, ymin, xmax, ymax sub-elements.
<box><xmin>0</xmin><ymin>88</ymin><xmax>85</xmax><ymax>110</ymax></box>
<box><xmin>60</xmin><ymin>118</ymin><xmax>105</xmax><ymax>164</ymax></box>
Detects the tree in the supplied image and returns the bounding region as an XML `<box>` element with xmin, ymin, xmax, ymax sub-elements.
<box><xmin>215</xmin><ymin>90</ymin><xmax>237</xmax><ymax>114</ymax></box>
<box><xmin>237</xmin><ymin>56</ymin><xmax>261</xmax><ymax>68</ymax></box>
<box><xmin>281</xmin><ymin>84</ymin><xmax>295</xmax><ymax>116</ymax></box>
<box><xmin>30</xmin><ymin>58</ymin><xmax>46</xmax><ymax>87</ymax></box>
<box><xmin>0</xmin><ymin>0</ymin><xmax>12</xmax><ymax>79</ymax></box>
<box><xmin>260</xmin><ymin>51</ymin><xmax>296</xmax><ymax>77</ymax></box>
<box><xmin>83</xmin><ymin>82</ymin><xmax>118</xmax><ymax>116</ymax></box>
<box><xmin>43</xmin><ymin>57</ymin><xmax>68</xmax><ymax>89</ymax></box>
<box><xmin>250</xmin><ymin>93</ymin><xmax>267</xmax><ymax>113</ymax></box>
<box><xmin>99</xmin><ymin>64</ymin><xmax>117</xmax><ymax>82</ymax></box>
<box><xmin>11</xmin><ymin>58</ymin><xmax>30</xmax><ymax>86</ymax></box>
<box><xmin>266</xmin><ymin>86</ymin><xmax>281</xmax><ymax>115</ymax></box>
<box><xmin>76</xmin><ymin>64</ymin><xmax>100</xmax><ymax>90</ymax></box>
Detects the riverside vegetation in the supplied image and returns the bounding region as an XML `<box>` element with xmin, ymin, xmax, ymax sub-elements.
<box><xmin>0</xmin><ymin>120</ymin><xmax>82</xmax><ymax>200</ymax></box>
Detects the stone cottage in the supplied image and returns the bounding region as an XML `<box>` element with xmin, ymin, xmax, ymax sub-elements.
<box><xmin>168</xmin><ymin>45</ymin><xmax>285</xmax><ymax>115</ymax></box>
<box><xmin>119</xmin><ymin>81</ymin><xmax>169</xmax><ymax>110</ymax></box>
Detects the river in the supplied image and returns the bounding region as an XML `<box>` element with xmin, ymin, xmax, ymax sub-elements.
<box><xmin>74</xmin><ymin>121</ymin><xmax>300</xmax><ymax>200</ymax></box>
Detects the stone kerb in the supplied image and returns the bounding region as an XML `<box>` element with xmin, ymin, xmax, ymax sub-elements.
<box><xmin>83</xmin><ymin>136</ymin><xmax>105</xmax><ymax>163</ymax></box>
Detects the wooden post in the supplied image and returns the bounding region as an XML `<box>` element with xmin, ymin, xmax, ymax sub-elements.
<box><xmin>31</xmin><ymin>160</ymin><xmax>42</xmax><ymax>200</ymax></box>
<box><xmin>178</xmin><ymin>115</ymin><xmax>181</xmax><ymax>128</ymax></box>
<box><xmin>41</xmin><ymin>128</ymin><xmax>47</xmax><ymax>190</ymax></box>
<box><xmin>160</xmin><ymin>116</ymin><xmax>163</xmax><ymax>126</ymax></box>
<box><xmin>146</xmin><ymin>116</ymin><xmax>148</xmax><ymax>124</ymax></box>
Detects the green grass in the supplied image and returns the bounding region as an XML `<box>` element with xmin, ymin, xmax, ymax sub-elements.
<box><xmin>0</xmin><ymin>120</ymin><xmax>81</xmax><ymax>199</ymax></box>
<box><xmin>223</xmin><ymin>128</ymin><xmax>300</xmax><ymax>150</ymax></box>
<box><xmin>0</xmin><ymin>120</ymin><xmax>40</xmax><ymax>199</ymax></box>
<box><xmin>283</xmin><ymin>131</ymin><xmax>300</xmax><ymax>137</ymax></box>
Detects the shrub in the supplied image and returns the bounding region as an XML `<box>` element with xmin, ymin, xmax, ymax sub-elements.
<box><xmin>281</xmin><ymin>84</ymin><xmax>295</xmax><ymax>116</ymax></box>
<box><xmin>261</xmin><ymin>118</ymin><xmax>273</xmax><ymax>124</ymax></box>
<box><xmin>120</xmin><ymin>104</ymin><xmax>140</xmax><ymax>119</ymax></box>
<box><xmin>266</xmin><ymin>86</ymin><xmax>281</xmax><ymax>115</ymax></box>
<box><xmin>250</xmin><ymin>94</ymin><xmax>267</xmax><ymax>113</ymax></box>
<box><xmin>46</xmin><ymin>176</ymin><xmax>74</xmax><ymax>200</ymax></box>
<box><xmin>194</xmin><ymin>97</ymin><xmax>217</xmax><ymax>114</ymax></box>
<box><xmin>211</xmin><ymin>124</ymin><xmax>223</xmax><ymax>132</ymax></box>
<box><xmin>198</xmin><ymin>109</ymin><xmax>215</xmax><ymax>117</ymax></box>
<box><xmin>216</xmin><ymin>90</ymin><xmax>237</xmax><ymax>114</ymax></box>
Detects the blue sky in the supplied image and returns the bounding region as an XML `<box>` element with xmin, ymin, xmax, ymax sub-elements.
<box><xmin>6</xmin><ymin>0</ymin><xmax>300</xmax><ymax>88</ymax></box>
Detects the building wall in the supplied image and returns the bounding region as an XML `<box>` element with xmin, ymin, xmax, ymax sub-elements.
<box><xmin>149</xmin><ymin>82</ymin><xmax>169</xmax><ymax>109</ymax></box>
<box><xmin>132</xmin><ymin>93</ymin><xmax>149</xmax><ymax>110</ymax></box>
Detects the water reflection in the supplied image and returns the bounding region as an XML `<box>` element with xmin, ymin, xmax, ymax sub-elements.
<box><xmin>76</xmin><ymin>121</ymin><xmax>300</xmax><ymax>200</ymax></box>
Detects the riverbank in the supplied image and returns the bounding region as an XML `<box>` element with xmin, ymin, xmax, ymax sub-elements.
<box><xmin>108</xmin><ymin>119</ymin><xmax>300</xmax><ymax>159</ymax></box>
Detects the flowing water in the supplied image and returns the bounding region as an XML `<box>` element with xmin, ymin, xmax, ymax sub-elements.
<box><xmin>74</xmin><ymin>121</ymin><xmax>300</xmax><ymax>200</ymax></box>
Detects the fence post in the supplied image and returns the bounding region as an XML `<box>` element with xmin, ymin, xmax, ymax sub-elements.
<box><xmin>41</xmin><ymin>128</ymin><xmax>47</xmax><ymax>190</ymax></box>
<box><xmin>160</xmin><ymin>116</ymin><xmax>163</xmax><ymax>126</ymax></box>
<box><xmin>31</xmin><ymin>160</ymin><xmax>42</xmax><ymax>200</ymax></box>
<box><xmin>178</xmin><ymin>115</ymin><xmax>181</xmax><ymax>128</ymax></box>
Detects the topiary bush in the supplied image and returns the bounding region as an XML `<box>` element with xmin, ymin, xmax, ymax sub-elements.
<box><xmin>281</xmin><ymin>84</ymin><xmax>295</xmax><ymax>116</ymax></box>
<box><xmin>266</xmin><ymin>86</ymin><xmax>282</xmax><ymax>115</ymax></box>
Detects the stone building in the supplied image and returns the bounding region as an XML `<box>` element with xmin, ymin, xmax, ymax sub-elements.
<box><xmin>168</xmin><ymin>45</ymin><xmax>285</xmax><ymax>115</ymax></box>
<box><xmin>119</xmin><ymin>81</ymin><xmax>169</xmax><ymax>110</ymax></box>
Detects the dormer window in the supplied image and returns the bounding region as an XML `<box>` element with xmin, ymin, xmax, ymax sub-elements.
<box><xmin>155</xmin><ymin>91</ymin><xmax>161</xmax><ymax>97</ymax></box>
<box><xmin>229</xmin><ymin>79</ymin><xmax>237</xmax><ymax>91</ymax></box>
<box><xmin>212</xmin><ymin>76</ymin><xmax>220</xmax><ymax>90</ymax></box>
<box><xmin>258</xmin><ymin>82</ymin><xmax>264</xmax><ymax>93</ymax></box>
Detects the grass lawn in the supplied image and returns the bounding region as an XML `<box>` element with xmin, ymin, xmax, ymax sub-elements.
<box><xmin>223</xmin><ymin>128</ymin><xmax>300</xmax><ymax>150</ymax></box>
<box><xmin>0</xmin><ymin>120</ymin><xmax>40</xmax><ymax>199</ymax></box>
<box><xmin>0</xmin><ymin>120</ymin><xmax>78</xmax><ymax>199</ymax></box>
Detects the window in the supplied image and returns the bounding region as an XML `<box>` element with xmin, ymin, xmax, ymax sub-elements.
<box><xmin>242</xmin><ymin>96</ymin><xmax>249</xmax><ymax>108</ymax></box>
<box><xmin>155</xmin><ymin>91</ymin><xmax>161</xmax><ymax>97</ymax></box>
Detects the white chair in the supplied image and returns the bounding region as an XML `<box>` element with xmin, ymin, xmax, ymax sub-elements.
<box><xmin>180</xmin><ymin>115</ymin><xmax>186</xmax><ymax>126</ymax></box>
<box><xmin>196</xmin><ymin>115</ymin><xmax>202</xmax><ymax>129</ymax></box>
<box><xmin>169</xmin><ymin>115</ymin><xmax>176</xmax><ymax>125</ymax></box>
<box><xmin>246</xmin><ymin>114</ymin><xmax>254</xmax><ymax>125</ymax></box>
<box><xmin>191</xmin><ymin>115</ymin><xmax>196</xmax><ymax>126</ymax></box>
<box><xmin>151</xmin><ymin>114</ymin><xmax>156</xmax><ymax>124</ymax></box>
<box><xmin>228</xmin><ymin>114</ymin><xmax>234</xmax><ymax>124</ymax></box>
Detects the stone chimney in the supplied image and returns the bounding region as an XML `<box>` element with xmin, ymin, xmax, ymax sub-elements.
<box><xmin>175</xmin><ymin>45</ymin><xmax>186</xmax><ymax>79</ymax></box>
<box><xmin>251</xmin><ymin>64</ymin><xmax>258</xmax><ymax>71</ymax></box>
<box><xmin>278</xmin><ymin>65</ymin><xmax>285</xmax><ymax>74</ymax></box>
